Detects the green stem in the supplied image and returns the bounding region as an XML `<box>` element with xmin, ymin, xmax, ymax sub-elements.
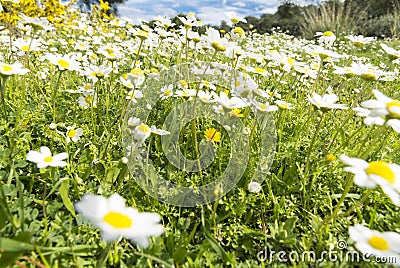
<box><xmin>303</xmin><ymin>112</ymin><xmax>325</xmax><ymax>203</ymax></box>
<box><xmin>52</xmin><ymin>71</ymin><xmax>63</xmax><ymax>123</ymax></box>
<box><xmin>97</xmin><ymin>242</ymin><xmax>113</xmax><ymax>268</ymax></box>
<box><xmin>133</xmin><ymin>39</ymin><xmax>144</xmax><ymax>67</ymax></box>
<box><xmin>0</xmin><ymin>77</ymin><xmax>6</xmax><ymax>119</ymax></box>
<box><xmin>191</xmin><ymin>50</ymin><xmax>218</xmax><ymax>175</ymax></box>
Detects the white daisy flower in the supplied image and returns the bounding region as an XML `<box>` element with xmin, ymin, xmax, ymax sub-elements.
<box><xmin>160</xmin><ymin>84</ymin><xmax>173</xmax><ymax>100</ymax></box>
<box><xmin>126</xmin><ymin>90</ymin><xmax>143</xmax><ymax>103</ymax></box>
<box><xmin>78</xmin><ymin>91</ymin><xmax>97</xmax><ymax>109</ymax></box>
<box><xmin>66</xmin><ymin>125</ymin><xmax>83</xmax><ymax>143</ymax></box>
<box><xmin>75</xmin><ymin>193</ymin><xmax>164</xmax><ymax>247</ymax></box>
<box><xmin>134</xmin><ymin>124</ymin><xmax>170</xmax><ymax>143</ymax></box>
<box><xmin>346</xmin><ymin>35</ymin><xmax>375</xmax><ymax>47</ymax></box>
<box><xmin>308</xmin><ymin>92</ymin><xmax>348</xmax><ymax>111</ymax></box>
<box><xmin>354</xmin><ymin>90</ymin><xmax>400</xmax><ymax>134</ymax></box>
<box><xmin>340</xmin><ymin>154</ymin><xmax>400</xmax><ymax>206</ymax></box>
<box><xmin>26</xmin><ymin>146</ymin><xmax>68</xmax><ymax>168</ymax></box>
<box><xmin>203</xmin><ymin>27</ymin><xmax>234</xmax><ymax>52</ymax></box>
<box><xmin>46</xmin><ymin>54</ymin><xmax>81</xmax><ymax>71</ymax></box>
<box><xmin>381</xmin><ymin>43</ymin><xmax>400</xmax><ymax>60</ymax></box>
<box><xmin>315</xmin><ymin>31</ymin><xmax>336</xmax><ymax>46</ymax></box>
<box><xmin>225</xmin><ymin>11</ymin><xmax>247</xmax><ymax>24</ymax></box>
<box><xmin>197</xmin><ymin>90</ymin><xmax>214</xmax><ymax>103</ymax></box>
<box><xmin>250</xmin><ymin>99</ymin><xmax>278</xmax><ymax>112</ymax></box>
<box><xmin>275</xmin><ymin>100</ymin><xmax>294</xmax><ymax>110</ymax></box>
<box><xmin>215</xmin><ymin>91</ymin><xmax>250</xmax><ymax>109</ymax></box>
<box><xmin>0</xmin><ymin>61</ymin><xmax>29</xmax><ymax>76</ymax></box>
<box><xmin>349</xmin><ymin>224</ymin><xmax>400</xmax><ymax>261</ymax></box>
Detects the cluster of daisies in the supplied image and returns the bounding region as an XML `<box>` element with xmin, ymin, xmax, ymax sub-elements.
<box><xmin>1</xmin><ymin>3</ymin><xmax>400</xmax><ymax>262</ymax></box>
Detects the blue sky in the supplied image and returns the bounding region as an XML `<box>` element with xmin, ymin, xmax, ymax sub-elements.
<box><xmin>117</xmin><ymin>0</ymin><xmax>312</xmax><ymax>25</ymax></box>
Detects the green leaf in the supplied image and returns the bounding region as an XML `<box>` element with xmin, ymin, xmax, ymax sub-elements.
<box><xmin>173</xmin><ymin>246</ymin><xmax>187</xmax><ymax>264</ymax></box>
<box><xmin>0</xmin><ymin>237</ymin><xmax>33</xmax><ymax>252</ymax></box>
<box><xmin>106</xmin><ymin>167</ymin><xmax>120</xmax><ymax>183</ymax></box>
<box><xmin>0</xmin><ymin>232</ymin><xmax>32</xmax><ymax>268</ymax></box>
<box><xmin>14</xmin><ymin>160</ymin><xmax>27</xmax><ymax>168</ymax></box>
<box><xmin>59</xmin><ymin>180</ymin><xmax>76</xmax><ymax>216</ymax></box>
<box><xmin>201</xmin><ymin>210</ymin><xmax>235</xmax><ymax>266</ymax></box>
<box><xmin>46</xmin><ymin>177</ymin><xmax>69</xmax><ymax>199</ymax></box>
<box><xmin>0</xmin><ymin>208</ymin><xmax>6</xmax><ymax>230</ymax></box>
<box><xmin>283</xmin><ymin>216</ymin><xmax>298</xmax><ymax>234</ymax></box>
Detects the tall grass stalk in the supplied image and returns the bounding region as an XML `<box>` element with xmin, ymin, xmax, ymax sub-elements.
<box><xmin>300</xmin><ymin>0</ymin><xmax>368</xmax><ymax>38</ymax></box>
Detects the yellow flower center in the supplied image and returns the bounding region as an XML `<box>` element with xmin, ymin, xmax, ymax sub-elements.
<box><xmin>67</xmin><ymin>129</ymin><xmax>76</xmax><ymax>138</ymax></box>
<box><xmin>2</xmin><ymin>65</ymin><xmax>13</xmax><ymax>72</ymax></box>
<box><xmin>386</xmin><ymin>100</ymin><xmax>400</xmax><ymax>119</ymax></box>
<box><xmin>233</xmin><ymin>27</ymin><xmax>245</xmax><ymax>37</ymax></box>
<box><xmin>137</xmin><ymin>30</ymin><xmax>149</xmax><ymax>40</ymax></box>
<box><xmin>231</xmin><ymin>18</ymin><xmax>239</xmax><ymax>24</ymax></box>
<box><xmin>22</xmin><ymin>45</ymin><xmax>30</xmax><ymax>51</ymax></box>
<box><xmin>278</xmin><ymin>103</ymin><xmax>288</xmax><ymax>110</ymax></box>
<box><xmin>44</xmin><ymin>156</ymin><xmax>53</xmax><ymax>163</ymax></box>
<box><xmin>323</xmin><ymin>31</ymin><xmax>335</xmax><ymax>37</ymax></box>
<box><xmin>254</xmin><ymin>67</ymin><xmax>266</xmax><ymax>73</ymax></box>
<box><xmin>164</xmin><ymin>89</ymin><xmax>171</xmax><ymax>96</ymax></box>
<box><xmin>57</xmin><ymin>59</ymin><xmax>70</xmax><ymax>69</ymax></box>
<box><xmin>138</xmin><ymin>124</ymin><xmax>150</xmax><ymax>133</ymax></box>
<box><xmin>360</xmin><ymin>73</ymin><xmax>377</xmax><ymax>81</ymax></box>
<box><xmin>211</xmin><ymin>42</ymin><xmax>226</xmax><ymax>52</ymax></box>
<box><xmin>130</xmin><ymin>68</ymin><xmax>144</xmax><ymax>77</ymax></box>
<box><xmin>353</xmin><ymin>41</ymin><xmax>364</xmax><ymax>47</ymax></box>
<box><xmin>95</xmin><ymin>72</ymin><xmax>104</xmax><ymax>78</ymax></box>
<box><xmin>179</xmin><ymin>80</ymin><xmax>188</xmax><ymax>88</ymax></box>
<box><xmin>368</xmin><ymin>235</ymin><xmax>389</xmax><ymax>250</ymax></box>
<box><xmin>287</xmin><ymin>58</ymin><xmax>295</xmax><ymax>66</ymax></box>
<box><xmin>366</xmin><ymin>161</ymin><xmax>395</xmax><ymax>184</ymax></box>
<box><xmin>84</xmin><ymin>84</ymin><xmax>92</xmax><ymax>90</ymax></box>
<box><xmin>84</xmin><ymin>95</ymin><xmax>93</xmax><ymax>104</ymax></box>
<box><xmin>103</xmin><ymin>212</ymin><xmax>132</xmax><ymax>228</ymax></box>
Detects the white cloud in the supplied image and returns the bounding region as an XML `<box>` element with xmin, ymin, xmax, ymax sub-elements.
<box><xmin>232</xmin><ymin>1</ymin><xmax>246</xmax><ymax>7</ymax></box>
<box><xmin>118</xmin><ymin>6</ymin><xmax>153</xmax><ymax>23</ymax></box>
<box><xmin>153</xmin><ymin>4</ymin><xmax>178</xmax><ymax>17</ymax></box>
<box><xmin>197</xmin><ymin>6</ymin><xmax>252</xmax><ymax>25</ymax></box>
<box><xmin>116</xmin><ymin>0</ymin><xmax>298</xmax><ymax>25</ymax></box>
<box><xmin>255</xmin><ymin>6</ymin><xmax>278</xmax><ymax>14</ymax></box>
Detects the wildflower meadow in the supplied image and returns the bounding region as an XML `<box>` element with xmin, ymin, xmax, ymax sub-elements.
<box><xmin>0</xmin><ymin>0</ymin><xmax>400</xmax><ymax>267</ymax></box>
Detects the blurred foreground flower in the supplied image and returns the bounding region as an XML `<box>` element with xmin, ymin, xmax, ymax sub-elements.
<box><xmin>349</xmin><ymin>224</ymin><xmax>400</xmax><ymax>261</ymax></box>
<box><xmin>26</xmin><ymin>146</ymin><xmax>68</xmax><ymax>168</ymax></box>
<box><xmin>340</xmin><ymin>154</ymin><xmax>400</xmax><ymax>206</ymax></box>
<box><xmin>75</xmin><ymin>193</ymin><xmax>164</xmax><ymax>247</ymax></box>
<box><xmin>354</xmin><ymin>90</ymin><xmax>400</xmax><ymax>133</ymax></box>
